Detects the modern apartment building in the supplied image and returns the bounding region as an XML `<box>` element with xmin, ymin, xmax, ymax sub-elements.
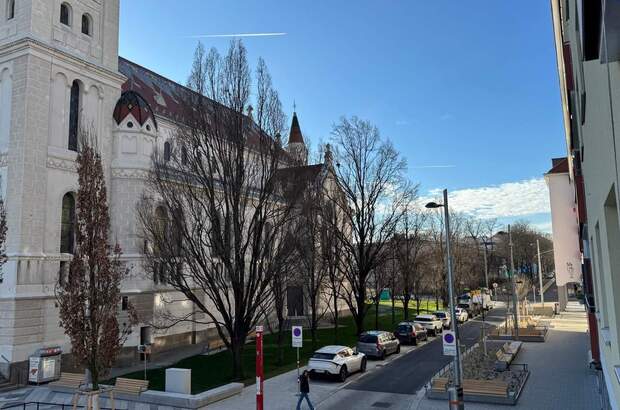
<box><xmin>550</xmin><ymin>0</ymin><xmax>620</xmax><ymax>407</ymax></box>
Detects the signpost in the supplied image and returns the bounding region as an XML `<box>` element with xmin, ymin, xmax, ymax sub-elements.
<box><xmin>292</xmin><ymin>326</ymin><xmax>303</xmax><ymax>391</ymax></box>
<box><xmin>256</xmin><ymin>326</ymin><xmax>264</xmax><ymax>410</ymax></box>
<box><xmin>442</xmin><ymin>331</ymin><xmax>456</xmax><ymax>356</ymax></box>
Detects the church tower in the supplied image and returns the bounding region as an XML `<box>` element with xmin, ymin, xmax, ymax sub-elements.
<box><xmin>286</xmin><ymin>111</ymin><xmax>308</xmax><ymax>166</ymax></box>
<box><xmin>0</xmin><ymin>0</ymin><xmax>124</xmax><ymax>365</ymax></box>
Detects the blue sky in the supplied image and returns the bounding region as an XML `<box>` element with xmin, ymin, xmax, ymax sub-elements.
<box><xmin>118</xmin><ymin>0</ymin><xmax>565</xmax><ymax>231</ymax></box>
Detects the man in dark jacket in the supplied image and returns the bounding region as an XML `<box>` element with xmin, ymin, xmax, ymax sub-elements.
<box><xmin>296</xmin><ymin>370</ymin><xmax>314</xmax><ymax>409</ymax></box>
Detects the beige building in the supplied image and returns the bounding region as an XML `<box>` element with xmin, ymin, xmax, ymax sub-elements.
<box><xmin>551</xmin><ymin>0</ymin><xmax>620</xmax><ymax>408</ymax></box>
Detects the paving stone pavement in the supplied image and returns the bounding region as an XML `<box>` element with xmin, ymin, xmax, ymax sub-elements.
<box><xmin>411</xmin><ymin>301</ymin><xmax>602</xmax><ymax>410</ymax></box>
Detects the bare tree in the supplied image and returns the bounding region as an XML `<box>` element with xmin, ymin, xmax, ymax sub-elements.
<box><xmin>293</xmin><ymin>175</ymin><xmax>331</xmax><ymax>350</ymax></box>
<box><xmin>320</xmin><ymin>188</ymin><xmax>348</xmax><ymax>343</ymax></box>
<box><xmin>395</xmin><ymin>206</ymin><xmax>427</xmax><ymax>319</ymax></box>
<box><xmin>328</xmin><ymin>116</ymin><xmax>413</xmax><ymax>335</ymax></box>
<box><xmin>56</xmin><ymin>130</ymin><xmax>137</xmax><ymax>390</ymax></box>
<box><xmin>138</xmin><ymin>40</ymin><xmax>292</xmax><ymax>380</ymax></box>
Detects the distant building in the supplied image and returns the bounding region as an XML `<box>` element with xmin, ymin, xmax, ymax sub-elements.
<box><xmin>551</xmin><ymin>0</ymin><xmax>620</xmax><ymax>407</ymax></box>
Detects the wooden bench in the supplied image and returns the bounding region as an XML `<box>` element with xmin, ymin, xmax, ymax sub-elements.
<box><xmin>431</xmin><ymin>377</ymin><xmax>509</xmax><ymax>397</ymax></box>
<box><xmin>48</xmin><ymin>372</ymin><xmax>85</xmax><ymax>389</ymax></box>
<box><xmin>503</xmin><ymin>341</ymin><xmax>522</xmax><ymax>355</ymax></box>
<box><xmin>495</xmin><ymin>349</ymin><xmax>514</xmax><ymax>371</ymax></box>
<box><xmin>113</xmin><ymin>378</ymin><xmax>149</xmax><ymax>396</ymax></box>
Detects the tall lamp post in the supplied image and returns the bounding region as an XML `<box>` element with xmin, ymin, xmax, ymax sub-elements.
<box><xmin>426</xmin><ymin>189</ymin><xmax>464</xmax><ymax>410</ymax></box>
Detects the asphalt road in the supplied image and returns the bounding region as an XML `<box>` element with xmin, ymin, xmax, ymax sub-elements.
<box><xmin>343</xmin><ymin>305</ymin><xmax>507</xmax><ymax>395</ymax></box>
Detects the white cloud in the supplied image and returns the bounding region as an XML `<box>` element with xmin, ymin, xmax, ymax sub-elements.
<box><xmin>186</xmin><ymin>32</ymin><xmax>287</xmax><ymax>38</ymax></box>
<box><xmin>420</xmin><ymin>178</ymin><xmax>550</xmax><ymax>219</ymax></box>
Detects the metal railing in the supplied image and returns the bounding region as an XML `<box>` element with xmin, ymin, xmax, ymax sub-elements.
<box><xmin>1</xmin><ymin>403</ymin><xmax>115</xmax><ymax>410</ymax></box>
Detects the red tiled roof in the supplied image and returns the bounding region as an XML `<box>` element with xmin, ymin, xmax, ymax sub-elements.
<box><xmin>547</xmin><ymin>157</ymin><xmax>569</xmax><ymax>174</ymax></box>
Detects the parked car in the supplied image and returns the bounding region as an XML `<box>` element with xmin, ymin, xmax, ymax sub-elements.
<box><xmin>394</xmin><ymin>322</ymin><xmax>428</xmax><ymax>345</ymax></box>
<box><xmin>357</xmin><ymin>330</ymin><xmax>400</xmax><ymax>360</ymax></box>
<box><xmin>455</xmin><ymin>307</ymin><xmax>469</xmax><ymax>323</ymax></box>
<box><xmin>433</xmin><ymin>311</ymin><xmax>451</xmax><ymax>329</ymax></box>
<box><xmin>413</xmin><ymin>314</ymin><xmax>443</xmax><ymax>336</ymax></box>
<box><xmin>458</xmin><ymin>302</ymin><xmax>479</xmax><ymax>317</ymax></box>
<box><xmin>307</xmin><ymin>345</ymin><xmax>367</xmax><ymax>382</ymax></box>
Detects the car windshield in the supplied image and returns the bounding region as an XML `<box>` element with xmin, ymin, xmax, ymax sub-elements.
<box><xmin>397</xmin><ymin>325</ymin><xmax>412</xmax><ymax>332</ymax></box>
<box><xmin>435</xmin><ymin>312</ymin><xmax>446</xmax><ymax>318</ymax></box>
<box><xmin>416</xmin><ymin>317</ymin><xmax>431</xmax><ymax>322</ymax></box>
<box><xmin>312</xmin><ymin>353</ymin><xmax>336</xmax><ymax>360</ymax></box>
<box><xmin>458</xmin><ymin>304</ymin><xmax>469</xmax><ymax>308</ymax></box>
<box><xmin>359</xmin><ymin>334</ymin><xmax>378</xmax><ymax>343</ymax></box>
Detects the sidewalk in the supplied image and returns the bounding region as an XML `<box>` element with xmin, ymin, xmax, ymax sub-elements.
<box><xmin>412</xmin><ymin>300</ymin><xmax>601</xmax><ymax>410</ymax></box>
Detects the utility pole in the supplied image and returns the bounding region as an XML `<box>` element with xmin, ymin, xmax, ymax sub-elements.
<box><xmin>537</xmin><ymin>239</ymin><xmax>544</xmax><ymax>307</ymax></box>
<box><xmin>426</xmin><ymin>190</ymin><xmax>464</xmax><ymax>410</ymax></box>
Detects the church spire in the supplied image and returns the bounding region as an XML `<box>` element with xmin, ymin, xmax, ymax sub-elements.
<box><xmin>286</xmin><ymin>111</ymin><xmax>308</xmax><ymax>165</ymax></box>
<box><xmin>288</xmin><ymin>111</ymin><xmax>305</xmax><ymax>145</ymax></box>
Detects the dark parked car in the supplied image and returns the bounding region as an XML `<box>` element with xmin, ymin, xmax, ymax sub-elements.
<box><xmin>394</xmin><ymin>322</ymin><xmax>428</xmax><ymax>345</ymax></box>
<box><xmin>356</xmin><ymin>330</ymin><xmax>400</xmax><ymax>359</ymax></box>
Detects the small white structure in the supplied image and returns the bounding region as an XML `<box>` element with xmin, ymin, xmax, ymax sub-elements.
<box><xmin>165</xmin><ymin>368</ymin><xmax>191</xmax><ymax>394</ymax></box>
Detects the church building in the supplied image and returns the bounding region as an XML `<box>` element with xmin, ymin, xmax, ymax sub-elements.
<box><xmin>0</xmin><ymin>0</ymin><xmax>328</xmax><ymax>376</ymax></box>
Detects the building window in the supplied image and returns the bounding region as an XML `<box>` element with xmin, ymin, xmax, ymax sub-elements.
<box><xmin>7</xmin><ymin>0</ymin><xmax>14</xmax><ymax>20</ymax></box>
<box><xmin>60</xmin><ymin>193</ymin><xmax>76</xmax><ymax>254</ymax></box>
<box><xmin>60</xmin><ymin>3</ymin><xmax>71</xmax><ymax>26</ymax></box>
<box><xmin>68</xmin><ymin>80</ymin><xmax>80</xmax><ymax>151</ymax></box>
<box><xmin>181</xmin><ymin>146</ymin><xmax>188</xmax><ymax>165</ymax></box>
<box><xmin>81</xmin><ymin>13</ymin><xmax>91</xmax><ymax>36</ymax></box>
<box><xmin>121</xmin><ymin>296</ymin><xmax>129</xmax><ymax>311</ymax></box>
<box><xmin>164</xmin><ymin>141</ymin><xmax>171</xmax><ymax>162</ymax></box>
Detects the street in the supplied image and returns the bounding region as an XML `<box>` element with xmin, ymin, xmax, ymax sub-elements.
<box><xmin>309</xmin><ymin>305</ymin><xmax>507</xmax><ymax>409</ymax></box>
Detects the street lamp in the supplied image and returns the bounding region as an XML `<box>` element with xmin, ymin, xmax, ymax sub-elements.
<box><xmin>497</xmin><ymin>226</ymin><xmax>519</xmax><ymax>339</ymax></box>
<box><xmin>426</xmin><ymin>189</ymin><xmax>464</xmax><ymax>410</ymax></box>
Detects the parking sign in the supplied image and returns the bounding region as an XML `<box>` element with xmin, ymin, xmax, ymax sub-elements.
<box><xmin>292</xmin><ymin>326</ymin><xmax>303</xmax><ymax>348</ymax></box>
<box><xmin>442</xmin><ymin>331</ymin><xmax>456</xmax><ymax>356</ymax></box>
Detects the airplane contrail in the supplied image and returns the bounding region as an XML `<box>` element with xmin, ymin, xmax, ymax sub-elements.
<box><xmin>186</xmin><ymin>32</ymin><xmax>287</xmax><ymax>38</ymax></box>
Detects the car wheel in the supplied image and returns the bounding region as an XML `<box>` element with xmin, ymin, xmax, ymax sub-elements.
<box><xmin>380</xmin><ymin>350</ymin><xmax>386</xmax><ymax>360</ymax></box>
<box><xmin>438</xmin><ymin>327</ymin><xmax>443</xmax><ymax>334</ymax></box>
<box><xmin>396</xmin><ymin>344</ymin><xmax>401</xmax><ymax>354</ymax></box>
<box><xmin>360</xmin><ymin>357</ymin><xmax>367</xmax><ymax>373</ymax></box>
<box><xmin>412</xmin><ymin>338</ymin><xmax>418</xmax><ymax>346</ymax></box>
<box><xmin>339</xmin><ymin>365</ymin><xmax>348</xmax><ymax>382</ymax></box>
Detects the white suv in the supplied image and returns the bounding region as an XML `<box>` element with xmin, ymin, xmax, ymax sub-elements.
<box><xmin>413</xmin><ymin>314</ymin><xmax>443</xmax><ymax>336</ymax></box>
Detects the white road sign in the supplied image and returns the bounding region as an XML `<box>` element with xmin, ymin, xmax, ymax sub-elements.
<box><xmin>442</xmin><ymin>331</ymin><xmax>456</xmax><ymax>356</ymax></box>
<box><xmin>292</xmin><ymin>326</ymin><xmax>303</xmax><ymax>348</ymax></box>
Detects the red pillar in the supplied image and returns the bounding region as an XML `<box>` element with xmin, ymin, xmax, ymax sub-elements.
<box><xmin>256</xmin><ymin>326</ymin><xmax>264</xmax><ymax>410</ymax></box>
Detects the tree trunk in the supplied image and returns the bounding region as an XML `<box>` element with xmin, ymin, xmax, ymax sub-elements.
<box><xmin>391</xmin><ymin>295</ymin><xmax>395</xmax><ymax>325</ymax></box>
<box><xmin>403</xmin><ymin>295</ymin><xmax>410</xmax><ymax>320</ymax></box>
<box><xmin>416</xmin><ymin>296</ymin><xmax>420</xmax><ymax>315</ymax></box>
<box><xmin>311</xmin><ymin>303</ymin><xmax>318</xmax><ymax>351</ymax></box>
<box><xmin>276</xmin><ymin>324</ymin><xmax>284</xmax><ymax>366</ymax></box>
<box><xmin>333</xmin><ymin>293</ymin><xmax>340</xmax><ymax>343</ymax></box>
<box><xmin>231</xmin><ymin>336</ymin><xmax>245</xmax><ymax>380</ymax></box>
<box><xmin>374</xmin><ymin>299</ymin><xmax>379</xmax><ymax>329</ymax></box>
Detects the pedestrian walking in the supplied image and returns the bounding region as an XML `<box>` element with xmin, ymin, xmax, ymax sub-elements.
<box><xmin>296</xmin><ymin>370</ymin><xmax>314</xmax><ymax>410</ymax></box>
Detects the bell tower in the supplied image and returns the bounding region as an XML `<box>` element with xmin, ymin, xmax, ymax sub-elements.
<box><xmin>0</xmin><ymin>0</ymin><xmax>124</xmax><ymax>365</ymax></box>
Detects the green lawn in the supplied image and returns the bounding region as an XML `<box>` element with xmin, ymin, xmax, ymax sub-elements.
<box><xmin>117</xmin><ymin>302</ymin><xmax>442</xmax><ymax>394</ymax></box>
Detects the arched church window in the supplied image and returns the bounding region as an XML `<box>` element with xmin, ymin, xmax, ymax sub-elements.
<box><xmin>81</xmin><ymin>13</ymin><xmax>92</xmax><ymax>36</ymax></box>
<box><xmin>7</xmin><ymin>0</ymin><xmax>14</xmax><ymax>20</ymax></box>
<box><xmin>60</xmin><ymin>3</ymin><xmax>71</xmax><ymax>26</ymax></box>
<box><xmin>164</xmin><ymin>141</ymin><xmax>171</xmax><ymax>162</ymax></box>
<box><xmin>181</xmin><ymin>146</ymin><xmax>188</xmax><ymax>165</ymax></box>
<box><xmin>60</xmin><ymin>193</ymin><xmax>76</xmax><ymax>253</ymax></box>
<box><xmin>68</xmin><ymin>80</ymin><xmax>80</xmax><ymax>151</ymax></box>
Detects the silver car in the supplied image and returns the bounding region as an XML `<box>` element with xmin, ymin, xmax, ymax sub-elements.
<box><xmin>356</xmin><ymin>330</ymin><xmax>400</xmax><ymax>360</ymax></box>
